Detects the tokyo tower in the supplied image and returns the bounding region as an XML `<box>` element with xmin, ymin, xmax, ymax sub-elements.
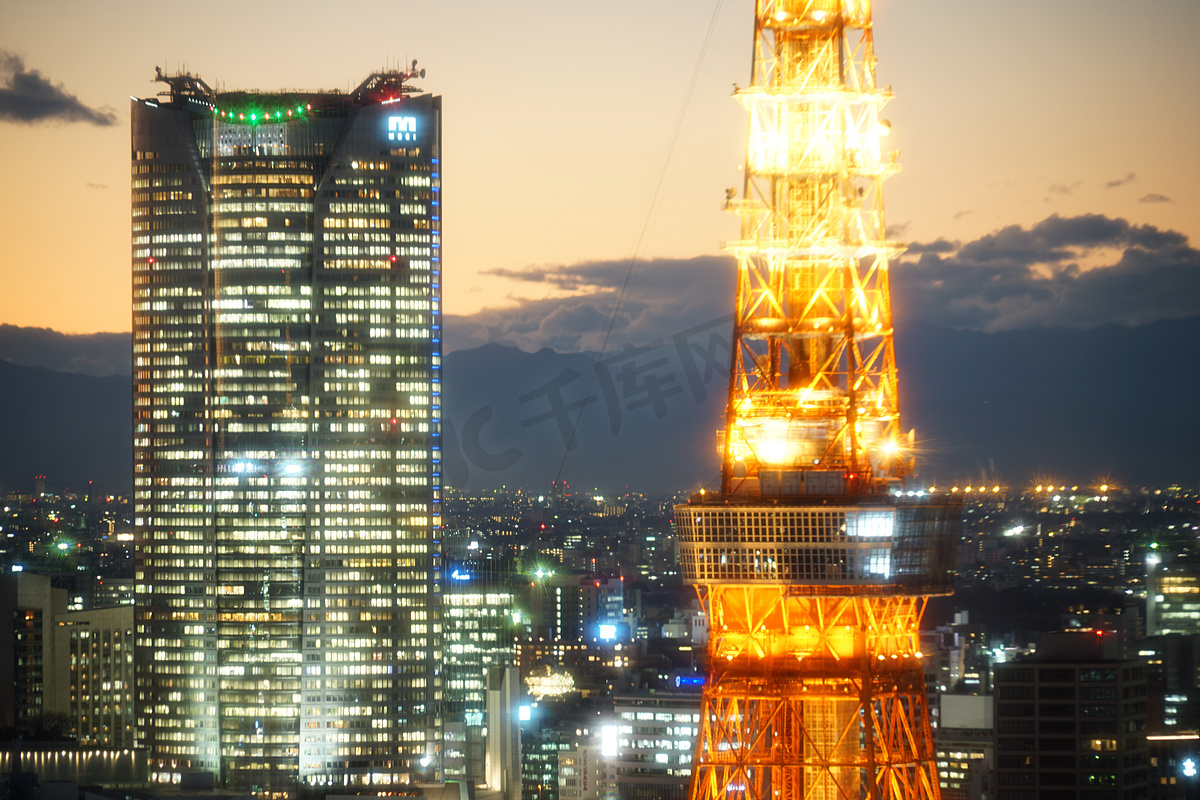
<box><xmin>676</xmin><ymin>2</ymin><xmax>961</xmax><ymax>800</ymax></box>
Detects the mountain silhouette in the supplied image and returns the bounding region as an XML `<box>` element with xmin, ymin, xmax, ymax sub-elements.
<box><xmin>2</xmin><ymin>318</ymin><xmax>1197</xmax><ymax>494</ymax></box>
<box><xmin>0</xmin><ymin>359</ymin><xmax>131</xmax><ymax>494</ymax></box>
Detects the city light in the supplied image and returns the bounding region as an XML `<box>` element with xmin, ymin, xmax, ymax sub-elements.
<box><xmin>524</xmin><ymin>670</ymin><xmax>575</xmax><ymax>700</ymax></box>
<box><xmin>600</xmin><ymin>725</ymin><xmax>619</xmax><ymax>758</ymax></box>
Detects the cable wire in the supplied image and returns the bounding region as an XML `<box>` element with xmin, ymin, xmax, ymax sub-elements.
<box><xmin>550</xmin><ymin>0</ymin><xmax>732</xmax><ymax>487</ymax></box>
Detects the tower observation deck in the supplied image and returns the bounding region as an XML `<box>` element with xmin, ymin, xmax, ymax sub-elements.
<box><xmin>676</xmin><ymin>3</ymin><xmax>960</xmax><ymax>799</ymax></box>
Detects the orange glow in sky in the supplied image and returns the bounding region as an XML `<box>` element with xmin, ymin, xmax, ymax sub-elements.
<box><xmin>1</xmin><ymin>0</ymin><xmax>1197</xmax><ymax>333</ymax></box>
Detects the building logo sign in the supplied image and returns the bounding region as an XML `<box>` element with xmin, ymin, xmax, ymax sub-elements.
<box><xmin>388</xmin><ymin>116</ymin><xmax>417</xmax><ymax>142</ymax></box>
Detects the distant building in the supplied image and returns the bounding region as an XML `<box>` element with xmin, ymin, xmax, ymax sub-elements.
<box><xmin>1063</xmin><ymin>606</ymin><xmax>1142</xmax><ymax>655</ymax></box>
<box><xmin>485</xmin><ymin>666</ymin><xmax>521</xmax><ymax>800</ymax></box>
<box><xmin>923</xmin><ymin>610</ymin><xmax>991</xmax><ymax>729</ymax></box>
<box><xmin>1146</xmin><ymin>731</ymin><xmax>1200</xmax><ymax>800</ymax></box>
<box><xmin>57</xmin><ymin>605</ymin><xmax>135</xmax><ymax>747</ymax></box>
<box><xmin>558</xmin><ymin>745</ymin><xmax>604</xmax><ymax>800</ymax></box>
<box><xmin>1135</xmin><ymin>634</ymin><xmax>1200</xmax><ymax>732</ymax></box>
<box><xmin>517</xmin><ymin>689</ymin><xmax>604</xmax><ymax>800</ymax></box>
<box><xmin>936</xmin><ymin>693</ymin><xmax>994</xmax><ymax>800</ymax></box>
<box><xmin>528</xmin><ymin>574</ymin><xmax>626</xmax><ymax>643</ymax></box>
<box><xmin>659</xmin><ymin>607</ymin><xmax>708</xmax><ymax>645</ymax></box>
<box><xmin>0</xmin><ymin>573</ymin><xmax>134</xmax><ymax>746</ymax></box>
<box><xmin>91</xmin><ymin>577</ymin><xmax>134</xmax><ymax>608</ymax></box>
<box><xmin>443</xmin><ymin>563</ymin><xmax>516</xmax><ymax>782</ymax></box>
<box><xmin>993</xmin><ymin>631</ymin><xmax>1149</xmax><ymax>799</ymax></box>
<box><xmin>609</xmin><ymin>692</ymin><xmax>700</xmax><ymax>800</ymax></box>
<box><xmin>1147</xmin><ymin>554</ymin><xmax>1200</xmax><ymax>635</ymax></box>
<box><xmin>522</xmin><ymin>728</ymin><xmax>573</xmax><ymax>800</ymax></box>
<box><xmin>5</xmin><ymin>572</ymin><xmax>67</xmax><ymax>729</ymax></box>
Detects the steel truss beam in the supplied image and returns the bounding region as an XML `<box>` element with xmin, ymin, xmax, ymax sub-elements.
<box><xmin>689</xmin><ymin>589</ymin><xmax>940</xmax><ymax>800</ymax></box>
<box><xmin>720</xmin><ymin>0</ymin><xmax>907</xmax><ymax>494</ymax></box>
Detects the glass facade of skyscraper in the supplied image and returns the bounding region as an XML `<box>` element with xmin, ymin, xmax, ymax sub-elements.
<box><xmin>443</xmin><ymin>563</ymin><xmax>516</xmax><ymax>781</ymax></box>
<box><xmin>131</xmin><ymin>70</ymin><xmax>442</xmax><ymax>797</ymax></box>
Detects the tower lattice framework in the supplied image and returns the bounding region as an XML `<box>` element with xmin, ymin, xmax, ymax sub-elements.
<box><xmin>676</xmin><ymin>3</ymin><xmax>961</xmax><ymax>800</ymax></box>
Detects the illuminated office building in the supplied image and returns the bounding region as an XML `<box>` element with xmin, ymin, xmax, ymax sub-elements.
<box><xmin>131</xmin><ymin>67</ymin><xmax>442</xmax><ymax>796</ymax></box>
<box><xmin>934</xmin><ymin>695</ymin><xmax>993</xmax><ymax>800</ymax></box>
<box><xmin>2</xmin><ymin>574</ymin><xmax>135</xmax><ymax>748</ymax></box>
<box><xmin>443</xmin><ymin>563</ymin><xmax>516</xmax><ymax>781</ymax></box>
<box><xmin>1147</xmin><ymin>555</ymin><xmax>1200</xmax><ymax>636</ymax></box>
<box><xmin>610</xmin><ymin>692</ymin><xmax>701</xmax><ymax>800</ymax></box>
<box><xmin>62</xmin><ymin>605</ymin><xmax>137</xmax><ymax>748</ymax></box>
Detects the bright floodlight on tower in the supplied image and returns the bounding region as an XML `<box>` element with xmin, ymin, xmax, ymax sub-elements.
<box><xmin>676</xmin><ymin>3</ymin><xmax>962</xmax><ymax>800</ymax></box>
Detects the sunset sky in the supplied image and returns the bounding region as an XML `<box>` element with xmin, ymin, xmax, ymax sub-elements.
<box><xmin>1</xmin><ymin>0</ymin><xmax>1198</xmax><ymax>338</ymax></box>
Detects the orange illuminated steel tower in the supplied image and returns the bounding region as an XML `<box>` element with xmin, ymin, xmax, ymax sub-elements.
<box><xmin>675</xmin><ymin>3</ymin><xmax>961</xmax><ymax>800</ymax></box>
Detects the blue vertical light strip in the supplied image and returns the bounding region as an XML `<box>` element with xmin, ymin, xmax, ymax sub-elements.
<box><xmin>430</xmin><ymin>169</ymin><xmax>442</xmax><ymax>545</ymax></box>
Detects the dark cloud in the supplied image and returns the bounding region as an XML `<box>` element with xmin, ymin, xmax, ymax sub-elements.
<box><xmin>446</xmin><ymin>256</ymin><xmax>732</xmax><ymax>353</ymax></box>
<box><xmin>0</xmin><ymin>325</ymin><xmax>130</xmax><ymax>376</ymax></box>
<box><xmin>905</xmin><ymin>238</ymin><xmax>958</xmax><ymax>256</ymax></box>
<box><xmin>893</xmin><ymin>213</ymin><xmax>1200</xmax><ymax>331</ymax></box>
<box><xmin>1047</xmin><ymin>181</ymin><xmax>1080</xmax><ymax>196</ymax></box>
<box><xmin>1140</xmin><ymin>193</ymin><xmax>1171</xmax><ymax>204</ymax></box>
<box><xmin>85</xmin><ymin>182</ymin><xmax>108</xmax><ymax>190</ymax></box>
<box><xmin>0</xmin><ymin>51</ymin><xmax>117</xmax><ymax>126</ymax></box>
<box><xmin>483</xmin><ymin>264</ymin><xmax>609</xmax><ymax>293</ymax></box>
<box><xmin>1104</xmin><ymin>172</ymin><xmax>1136</xmax><ymax>189</ymax></box>
<box><xmin>448</xmin><ymin>214</ymin><xmax>1199</xmax><ymax>353</ymax></box>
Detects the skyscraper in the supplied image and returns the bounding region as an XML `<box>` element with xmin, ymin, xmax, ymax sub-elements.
<box><xmin>132</xmin><ymin>67</ymin><xmax>442</xmax><ymax>796</ymax></box>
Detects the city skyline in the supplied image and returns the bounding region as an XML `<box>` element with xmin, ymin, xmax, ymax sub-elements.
<box><xmin>1</xmin><ymin>3</ymin><xmax>1199</xmax><ymax>799</ymax></box>
<box><xmin>0</xmin><ymin>0</ymin><xmax>1198</xmax><ymax>341</ymax></box>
